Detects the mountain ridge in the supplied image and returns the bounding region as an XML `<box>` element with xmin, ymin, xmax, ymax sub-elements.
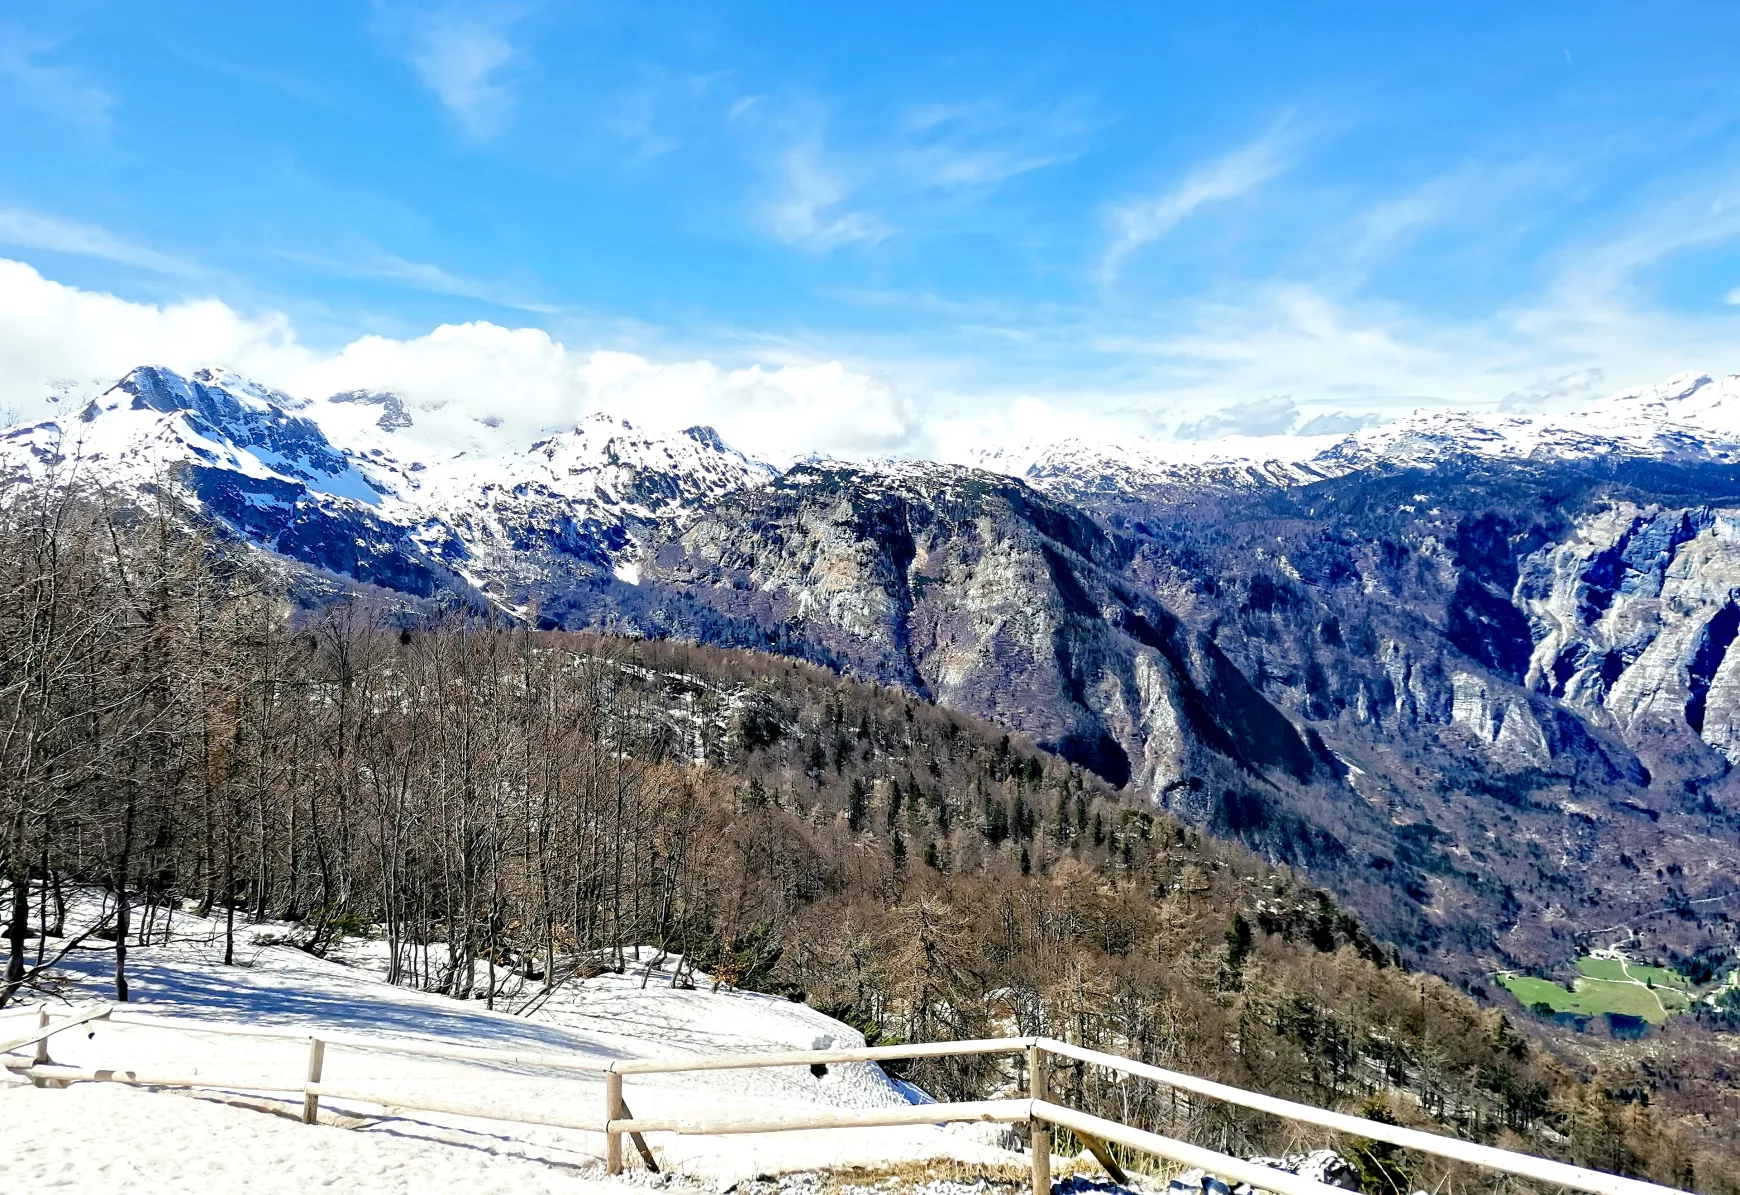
<box><xmin>6</xmin><ymin>362</ymin><xmax>1740</xmax><ymax>979</ymax></box>
<box><xmin>974</xmin><ymin>371</ymin><xmax>1740</xmax><ymax>506</ymax></box>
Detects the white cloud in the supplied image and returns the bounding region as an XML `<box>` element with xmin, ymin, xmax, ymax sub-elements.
<box><xmin>0</xmin><ymin>259</ymin><xmax>308</xmax><ymax>414</ymax></box>
<box><xmin>294</xmin><ymin>324</ymin><xmax>925</xmax><ymax>465</ymax></box>
<box><xmin>1496</xmin><ymin>368</ymin><xmax>1605</xmax><ymax>414</ymax></box>
<box><xmin>1294</xmin><ymin>410</ymin><xmax>1381</xmax><ymax>435</ymax></box>
<box><xmin>892</xmin><ymin>97</ymin><xmax>1095</xmax><ymax>192</ymax></box>
<box><xmin>1175</xmin><ymin>394</ymin><xmax>1299</xmax><ymax>440</ymax></box>
<box><xmin>591</xmin><ymin>355</ymin><xmax>925</xmax><ymax>464</ymax></box>
<box><xmin>0</xmin><ymin>258</ymin><xmax>925</xmax><ymax>466</ymax></box>
<box><xmin>0</xmin><ymin>207</ymin><xmax>195</xmax><ymax>275</ymax></box>
<box><xmin>1099</xmin><ymin>127</ymin><xmax>1293</xmax><ymax>283</ymax></box>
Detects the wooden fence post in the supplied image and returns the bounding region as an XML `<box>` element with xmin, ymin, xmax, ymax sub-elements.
<box><xmin>1029</xmin><ymin>1043</ymin><xmax>1050</xmax><ymax>1195</ymax></box>
<box><xmin>32</xmin><ymin>1008</ymin><xmax>50</xmax><ymax>1087</ymax></box>
<box><xmin>303</xmin><ymin>1037</ymin><xmax>325</xmax><ymax>1124</ymax></box>
<box><xmin>606</xmin><ymin>1070</ymin><xmax>624</xmax><ymax>1174</ymax></box>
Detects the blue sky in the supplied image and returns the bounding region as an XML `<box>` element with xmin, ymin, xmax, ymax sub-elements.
<box><xmin>5</xmin><ymin>2</ymin><xmax>1740</xmax><ymax>460</ymax></box>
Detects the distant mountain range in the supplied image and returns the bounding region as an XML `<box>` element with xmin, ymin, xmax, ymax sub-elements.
<box><xmin>974</xmin><ymin>371</ymin><xmax>1740</xmax><ymax>502</ymax></box>
<box><xmin>9</xmin><ymin>363</ymin><xmax>1740</xmax><ymax>978</ymax></box>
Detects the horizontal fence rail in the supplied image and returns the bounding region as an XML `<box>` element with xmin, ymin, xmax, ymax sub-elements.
<box><xmin>107</xmin><ymin>1009</ymin><xmax>613</xmax><ymax>1075</ymax></box>
<box><xmin>608</xmin><ymin>1036</ymin><xmax>1032</xmax><ymax>1075</ymax></box>
<box><xmin>1034</xmin><ymin>1101</ymin><xmax>1352</xmax><ymax>1195</ymax></box>
<box><xmin>610</xmin><ymin>1098</ymin><xmax>1030</xmax><ymax>1136</ymax></box>
<box><xmin>0</xmin><ymin>1006</ymin><xmax>1692</xmax><ymax>1195</ymax></box>
<box><xmin>0</xmin><ymin>1004</ymin><xmax>110</xmax><ymax>1055</ymax></box>
<box><xmin>1035</xmin><ymin>1038</ymin><xmax>1680</xmax><ymax>1195</ymax></box>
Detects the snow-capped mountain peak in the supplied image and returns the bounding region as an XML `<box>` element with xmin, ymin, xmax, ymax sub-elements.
<box><xmin>970</xmin><ymin>370</ymin><xmax>1740</xmax><ymax>502</ymax></box>
<box><xmin>6</xmin><ymin>365</ymin><xmax>381</xmax><ymax>508</ymax></box>
<box><xmin>965</xmin><ymin>431</ymin><xmax>1344</xmax><ymax>503</ymax></box>
<box><xmin>0</xmin><ymin>364</ymin><xmax>780</xmax><ymax>608</ymax></box>
<box><xmin>1327</xmin><ymin>372</ymin><xmax>1740</xmax><ymax>471</ymax></box>
<box><xmin>1582</xmin><ymin>370</ymin><xmax>1740</xmax><ymax>438</ymax></box>
<box><xmin>109</xmin><ymin>364</ymin><xmax>309</xmax><ymax>418</ymax></box>
<box><xmin>523</xmin><ymin>410</ymin><xmax>775</xmax><ymax>499</ymax></box>
<box><xmin>13</xmin><ymin>360</ymin><xmax>1740</xmax><ymax>619</ymax></box>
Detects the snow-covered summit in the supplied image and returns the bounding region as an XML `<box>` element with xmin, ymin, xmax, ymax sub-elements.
<box><xmin>966</xmin><ymin>433</ymin><xmax>1345</xmax><ymax>503</ymax></box>
<box><xmin>518</xmin><ymin>412</ymin><xmax>778</xmax><ymax>516</ymax></box>
<box><xmin>15</xmin><ymin>360</ymin><xmax>1740</xmax><ymax>619</ymax></box>
<box><xmin>2</xmin><ymin>365</ymin><xmax>382</xmax><ymax>506</ymax></box>
<box><xmin>1322</xmin><ymin>371</ymin><xmax>1740</xmax><ymax>472</ymax></box>
<box><xmin>1579</xmin><ymin>370</ymin><xmax>1740</xmax><ymax>444</ymax></box>
<box><xmin>0</xmin><ymin>365</ymin><xmax>780</xmax><ymax>607</ymax></box>
<box><xmin>975</xmin><ymin>371</ymin><xmax>1740</xmax><ymax>501</ymax></box>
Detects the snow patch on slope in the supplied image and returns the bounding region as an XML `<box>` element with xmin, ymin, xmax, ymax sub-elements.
<box><xmin>5</xmin><ymin>901</ymin><xmax>1015</xmax><ymax>1186</ymax></box>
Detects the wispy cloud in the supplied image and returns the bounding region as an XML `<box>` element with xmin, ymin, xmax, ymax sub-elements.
<box><xmin>0</xmin><ymin>208</ymin><xmax>195</xmax><ymax>274</ymax></box>
<box><xmin>1099</xmin><ymin>124</ymin><xmax>1294</xmax><ymax>283</ymax></box>
<box><xmin>893</xmin><ymin>96</ymin><xmax>1097</xmax><ymax>192</ymax></box>
<box><xmin>608</xmin><ymin>86</ymin><xmax>682</xmax><ymax>164</ymax></box>
<box><xmin>1496</xmin><ymin>368</ymin><xmax>1605</xmax><ymax>414</ymax></box>
<box><xmin>0</xmin><ymin>29</ymin><xmax>114</xmax><ymax>126</ymax></box>
<box><xmin>1542</xmin><ymin>185</ymin><xmax>1740</xmax><ymax>312</ymax></box>
<box><xmin>1295</xmin><ymin>410</ymin><xmax>1382</xmax><ymax>435</ymax></box>
<box><xmin>755</xmin><ymin>94</ymin><xmax>1095</xmax><ymax>252</ymax></box>
<box><xmin>1339</xmin><ymin>156</ymin><xmax>1574</xmax><ymax>277</ymax></box>
<box><xmin>764</xmin><ymin>143</ymin><xmax>893</xmax><ymax>250</ymax></box>
<box><xmin>728</xmin><ymin>95</ymin><xmax>766</xmax><ymax>121</ymax></box>
<box><xmin>377</xmin><ymin>4</ymin><xmax>524</xmax><ymax>139</ymax></box>
<box><xmin>280</xmin><ymin>246</ymin><xmax>554</xmax><ymax>312</ymax></box>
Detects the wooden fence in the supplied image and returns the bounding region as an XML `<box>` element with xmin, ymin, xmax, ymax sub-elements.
<box><xmin>0</xmin><ymin>1004</ymin><xmax>1690</xmax><ymax>1195</ymax></box>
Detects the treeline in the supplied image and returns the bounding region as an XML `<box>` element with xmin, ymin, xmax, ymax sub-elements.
<box><xmin>0</xmin><ymin>485</ymin><xmax>1730</xmax><ymax>1193</ymax></box>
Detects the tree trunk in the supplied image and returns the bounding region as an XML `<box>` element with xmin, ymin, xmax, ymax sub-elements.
<box><xmin>114</xmin><ymin>799</ymin><xmax>136</xmax><ymax>1002</ymax></box>
<box><xmin>3</xmin><ymin>853</ymin><xmax>30</xmax><ymax>1007</ymax></box>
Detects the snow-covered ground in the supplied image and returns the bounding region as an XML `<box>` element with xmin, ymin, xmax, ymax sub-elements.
<box><xmin>2</xmin><ymin>904</ymin><xmax>1025</xmax><ymax>1190</ymax></box>
<box><xmin>5</xmin><ymin>1081</ymin><xmax>631</xmax><ymax>1195</ymax></box>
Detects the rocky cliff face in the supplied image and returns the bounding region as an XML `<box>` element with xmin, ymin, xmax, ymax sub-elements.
<box><xmin>1068</xmin><ymin>461</ymin><xmax>1740</xmax><ymax>969</ymax></box>
<box><xmin>645</xmin><ymin>463</ymin><xmax>1337</xmax><ymax>824</ymax></box>
<box><xmin>1520</xmin><ymin>502</ymin><xmax>1740</xmax><ymax>771</ymax></box>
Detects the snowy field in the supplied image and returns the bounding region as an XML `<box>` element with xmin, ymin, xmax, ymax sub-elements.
<box><xmin>2</xmin><ymin>905</ymin><xmax>1028</xmax><ymax>1191</ymax></box>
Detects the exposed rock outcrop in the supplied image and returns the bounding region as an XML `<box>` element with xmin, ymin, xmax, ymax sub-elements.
<box><xmin>647</xmin><ymin>462</ymin><xmax>1331</xmax><ymax>831</ymax></box>
<box><xmin>1450</xmin><ymin>671</ymin><xmax>1551</xmax><ymax>766</ymax></box>
<box><xmin>1519</xmin><ymin>502</ymin><xmax>1740</xmax><ymax>772</ymax></box>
